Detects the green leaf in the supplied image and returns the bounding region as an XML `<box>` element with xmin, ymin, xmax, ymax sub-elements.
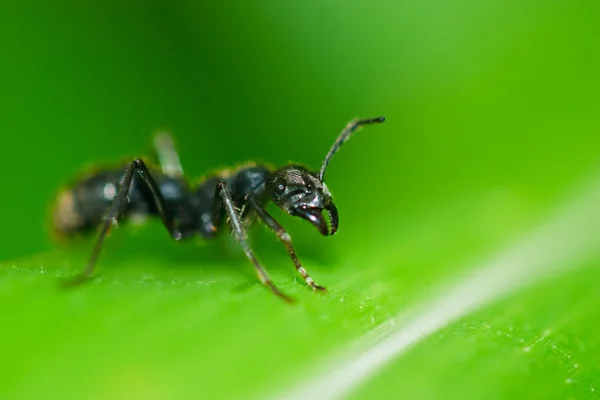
<box><xmin>349</xmin><ymin>262</ymin><xmax>600</xmax><ymax>399</ymax></box>
<box><xmin>3</xmin><ymin>178</ymin><xmax>600</xmax><ymax>399</ymax></box>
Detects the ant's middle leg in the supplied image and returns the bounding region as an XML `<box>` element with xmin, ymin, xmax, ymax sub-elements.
<box><xmin>153</xmin><ymin>132</ymin><xmax>184</xmax><ymax>178</ymax></box>
<box><xmin>214</xmin><ymin>180</ymin><xmax>293</xmax><ymax>302</ymax></box>
<box><xmin>65</xmin><ymin>158</ymin><xmax>182</xmax><ymax>286</ymax></box>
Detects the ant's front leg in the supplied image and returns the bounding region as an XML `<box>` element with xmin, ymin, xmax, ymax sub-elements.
<box><xmin>214</xmin><ymin>180</ymin><xmax>293</xmax><ymax>302</ymax></box>
<box><xmin>247</xmin><ymin>196</ymin><xmax>327</xmax><ymax>293</ymax></box>
<box><xmin>64</xmin><ymin>158</ymin><xmax>182</xmax><ymax>286</ymax></box>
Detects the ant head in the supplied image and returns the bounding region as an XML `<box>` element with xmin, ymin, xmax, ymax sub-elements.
<box><xmin>269</xmin><ymin>165</ymin><xmax>338</xmax><ymax>236</ymax></box>
<box><xmin>269</xmin><ymin>116</ymin><xmax>385</xmax><ymax>236</ymax></box>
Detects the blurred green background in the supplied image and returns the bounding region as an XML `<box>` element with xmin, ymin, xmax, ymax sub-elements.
<box><xmin>1</xmin><ymin>0</ymin><xmax>599</xmax><ymax>399</ymax></box>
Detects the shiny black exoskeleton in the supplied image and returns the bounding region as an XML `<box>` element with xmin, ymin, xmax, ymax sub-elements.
<box><xmin>54</xmin><ymin>117</ymin><xmax>385</xmax><ymax>301</ymax></box>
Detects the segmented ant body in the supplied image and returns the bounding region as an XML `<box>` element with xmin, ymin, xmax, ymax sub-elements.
<box><xmin>53</xmin><ymin>117</ymin><xmax>385</xmax><ymax>301</ymax></box>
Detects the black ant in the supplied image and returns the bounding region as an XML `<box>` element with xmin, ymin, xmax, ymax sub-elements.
<box><xmin>53</xmin><ymin>117</ymin><xmax>385</xmax><ymax>301</ymax></box>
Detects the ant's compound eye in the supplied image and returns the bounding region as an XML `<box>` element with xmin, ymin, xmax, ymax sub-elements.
<box><xmin>273</xmin><ymin>178</ymin><xmax>286</xmax><ymax>194</ymax></box>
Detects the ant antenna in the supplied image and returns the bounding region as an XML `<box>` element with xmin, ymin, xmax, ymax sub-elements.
<box><xmin>319</xmin><ymin>116</ymin><xmax>386</xmax><ymax>182</ymax></box>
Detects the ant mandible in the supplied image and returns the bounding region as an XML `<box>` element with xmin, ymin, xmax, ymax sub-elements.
<box><xmin>53</xmin><ymin>117</ymin><xmax>386</xmax><ymax>301</ymax></box>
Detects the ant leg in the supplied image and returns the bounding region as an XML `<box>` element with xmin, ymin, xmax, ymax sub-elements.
<box><xmin>247</xmin><ymin>196</ymin><xmax>327</xmax><ymax>293</ymax></box>
<box><xmin>153</xmin><ymin>132</ymin><xmax>184</xmax><ymax>178</ymax></box>
<box><xmin>215</xmin><ymin>180</ymin><xmax>293</xmax><ymax>302</ymax></box>
<box><xmin>65</xmin><ymin>158</ymin><xmax>181</xmax><ymax>286</ymax></box>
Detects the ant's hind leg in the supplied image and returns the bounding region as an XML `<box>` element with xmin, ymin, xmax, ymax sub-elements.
<box><xmin>64</xmin><ymin>158</ymin><xmax>181</xmax><ymax>287</ymax></box>
<box><xmin>153</xmin><ymin>132</ymin><xmax>184</xmax><ymax>178</ymax></box>
<box><xmin>215</xmin><ymin>180</ymin><xmax>293</xmax><ymax>302</ymax></box>
<box><xmin>247</xmin><ymin>196</ymin><xmax>327</xmax><ymax>293</ymax></box>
